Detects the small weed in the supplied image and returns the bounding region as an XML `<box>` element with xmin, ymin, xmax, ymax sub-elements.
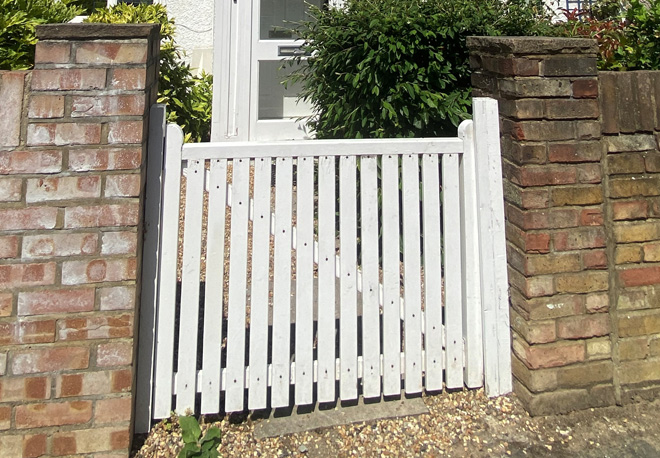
<box><xmin>178</xmin><ymin>415</ymin><xmax>222</xmax><ymax>458</ymax></box>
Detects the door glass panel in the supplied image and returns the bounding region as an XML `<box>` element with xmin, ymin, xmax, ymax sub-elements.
<box><xmin>260</xmin><ymin>0</ymin><xmax>323</xmax><ymax>40</ymax></box>
<box><xmin>258</xmin><ymin>60</ymin><xmax>312</xmax><ymax>120</ymax></box>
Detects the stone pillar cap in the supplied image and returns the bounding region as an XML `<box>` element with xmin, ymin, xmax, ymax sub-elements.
<box><xmin>36</xmin><ymin>23</ymin><xmax>160</xmax><ymax>40</ymax></box>
<box><xmin>467</xmin><ymin>36</ymin><xmax>598</xmax><ymax>55</ymax></box>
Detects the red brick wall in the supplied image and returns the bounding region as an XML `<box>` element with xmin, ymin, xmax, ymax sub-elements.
<box><xmin>0</xmin><ymin>24</ymin><xmax>159</xmax><ymax>457</ymax></box>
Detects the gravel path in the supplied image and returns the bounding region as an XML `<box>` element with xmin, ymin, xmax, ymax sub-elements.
<box><xmin>133</xmin><ymin>389</ymin><xmax>660</xmax><ymax>457</ymax></box>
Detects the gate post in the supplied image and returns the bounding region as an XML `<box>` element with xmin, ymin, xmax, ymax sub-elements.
<box><xmin>0</xmin><ymin>24</ymin><xmax>159</xmax><ymax>456</ymax></box>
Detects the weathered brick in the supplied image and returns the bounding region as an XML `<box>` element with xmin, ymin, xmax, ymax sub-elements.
<box><xmin>110</xmin><ymin>68</ymin><xmax>147</xmax><ymax>90</ymax></box>
<box><xmin>0</xmin><ymin>352</ymin><xmax>7</xmax><ymax>375</ymax></box>
<box><xmin>580</xmin><ymin>208</ymin><xmax>604</xmax><ymax>226</ymax></box>
<box><xmin>105</xmin><ymin>174</ymin><xmax>141</xmax><ymax>198</ymax></box>
<box><xmin>28</xmin><ymin>95</ymin><xmax>64</xmax><ymax>119</ymax></box>
<box><xmin>619</xmin><ymin>266</ymin><xmax>660</xmax><ymax>287</ymax></box>
<box><xmin>541</xmin><ymin>56</ymin><xmax>597</xmax><ymax>76</ymax></box>
<box><xmin>553</xmin><ymin>227</ymin><xmax>606</xmax><ymax>251</ymax></box>
<box><xmin>616</xmin><ymin>244</ymin><xmax>643</xmax><ymax>264</ymax></box>
<box><xmin>508</xmin><ymin>267</ymin><xmax>555</xmax><ymax>298</ymax></box>
<box><xmin>0</xmin><ymin>72</ymin><xmax>26</xmax><ymax>148</ymax></box>
<box><xmin>583</xmin><ymin>249</ymin><xmax>607</xmax><ymax>269</ymax></box>
<box><xmin>573</xmin><ymin>78</ymin><xmax>599</xmax><ymax>98</ymax></box>
<box><xmin>0</xmin><ymin>293</ymin><xmax>12</xmax><ymax>317</ymax></box>
<box><xmin>68</xmin><ymin>147</ymin><xmax>141</xmax><ymax>171</ymax></box>
<box><xmin>76</xmin><ymin>42</ymin><xmax>147</xmax><ymax>64</ymax></box>
<box><xmin>504</xmin><ymin>181</ymin><xmax>549</xmax><ymax>209</ymax></box>
<box><xmin>499</xmin><ymin>98</ymin><xmax>544</xmax><ymax>119</ymax></box>
<box><xmin>22</xmin><ymin>233</ymin><xmax>98</xmax><ymax>259</ymax></box>
<box><xmin>0</xmin><ymin>405</ymin><xmax>9</xmax><ymax>430</ymax></box>
<box><xmin>618</xmin><ymin>286</ymin><xmax>659</xmax><ymax>310</ymax></box>
<box><xmin>108</xmin><ymin>120</ymin><xmax>144</xmax><ymax>144</ymax></box>
<box><xmin>548</xmin><ymin>142</ymin><xmax>601</xmax><ymax>163</ymax></box>
<box><xmin>619</xmin><ymin>337</ymin><xmax>649</xmax><ymax>360</ymax></box>
<box><xmin>556</xmin><ymin>271</ymin><xmax>609</xmax><ymax>293</ymax></box>
<box><xmin>27</xmin><ymin>122</ymin><xmax>102</xmax><ymax>146</ymax></box>
<box><xmin>62</xmin><ymin>258</ymin><xmax>137</xmax><ymax>285</ymax></box>
<box><xmin>587</xmin><ymin>338</ymin><xmax>611</xmax><ymax>360</ymax></box>
<box><xmin>619</xmin><ymin>312</ymin><xmax>660</xmax><ymax>337</ymax></box>
<box><xmin>0</xmin><ymin>207</ymin><xmax>58</xmax><ymax>231</ymax></box>
<box><xmin>65</xmin><ymin>203</ymin><xmax>140</xmax><ymax>228</ymax></box>
<box><xmin>613</xmin><ymin>200</ymin><xmax>649</xmax><ymax>220</ymax></box>
<box><xmin>552</xmin><ymin>186</ymin><xmax>602</xmax><ymax>206</ymax></box>
<box><xmin>511</xmin><ymin>309</ymin><xmax>556</xmax><ymax>344</ymax></box>
<box><xmin>614</xmin><ymin>221</ymin><xmax>660</xmax><ymax>243</ymax></box>
<box><xmin>34</xmin><ymin>42</ymin><xmax>70</xmax><ymax>64</ymax></box>
<box><xmin>516</xmin><ymin>165</ymin><xmax>577</xmax><ymax>187</ymax></box>
<box><xmin>97</xmin><ymin>341</ymin><xmax>133</xmax><ymax>367</ymax></box>
<box><xmin>52</xmin><ymin>426</ymin><xmax>130</xmax><ymax>455</ymax></box>
<box><xmin>58</xmin><ymin>314</ymin><xmax>133</xmax><ymax>341</ymax></box>
<box><xmin>99</xmin><ymin>286</ymin><xmax>135</xmax><ymax>311</ymax></box>
<box><xmin>0</xmin><ymin>376</ymin><xmax>51</xmax><ymax>402</ymax></box>
<box><xmin>545</xmin><ymin>99</ymin><xmax>599</xmax><ymax>119</ymax></box>
<box><xmin>557</xmin><ymin>314</ymin><xmax>610</xmax><ymax>339</ymax></box>
<box><xmin>111</xmin><ymin>369</ymin><xmax>132</xmax><ymax>393</ymax></box>
<box><xmin>0</xmin><ymin>319</ymin><xmax>55</xmax><ymax>344</ymax></box>
<box><xmin>22</xmin><ymin>433</ymin><xmax>48</xmax><ymax>458</ymax></box>
<box><xmin>507</xmin><ymin>205</ymin><xmax>579</xmax><ymax>231</ymax></box>
<box><xmin>101</xmin><ymin>231</ymin><xmax>138</xmax><ymax>255</ymax></box>
<box><xmin>12</xmin><ymin>346</ymin><xmax>89</xmax><ymax>375</ymax></box>
<box><xmin>576</xmin><ymin>163</ymin><xmax>601</xmax><ymax>183</ymax></box>
<box><xmin>0</xmin><ymin>435</ymin><xmax>22</xmax><ymax>456</ymax></box>
<box><xmin>512</xmin><ymin>355</ymin><xmax>558</xmax><ymax>392</ymax></box>
<box><xmin>525</xmin><ymin>253</ymin><xmax>581</xmax><ymax>276</ymax></box>
<box><xmin>504</xmin><ymin>120</ymin><xmax>576</xmax><ymax>142</ymax></box>
<box><xmin>606</xmin><ymin>134</ymin><xmax>656</xmax><ymax>153</ymax></box>
<box><xmin>31</xmin><ymin>68</ymin><xmax>106</xmax><ymax>91</ymax></box>
<box><xmin>609</xmin><ymin>153</ymin><xmax>646</xmax><ymax>174</ymax></box>
<box><xmin>514</xmin><ymin>337</ymin><xmax>585</xmax><ymax>369</ymax></box>
<box><xmin>0</xmin><ymin>262</ymin><xmax>57</xmax><ymax>290</ymax></box>
<box><xmin>619</xmin><ymin>359</ymin><xmax>660</xmax><ymax>385</ymax></box>
<box><xmin>0</xmin><ymin>177</ymin><xmax>22</xmax><ymax>202</ymax></box>
<box><xmin>644</xmin><ymin>242</ymin><xmax>660</xmax><ymax>262</ymax></box>
<box><xmin>575</xmin><ymin>121</ymin><xmax>601</xmax><ymax>141</ymax></box>
<box><xmin>502</xmin><ymin>140</ymin><xmax>547</xmax><ymax>165</ymax></box>
<box><xmin>0</xmin><ymin>235</ymin><xmax>20</xmax><ymax>258</ymax></box>
<box><xmin>645</xmin><ymin>153</ymin><xmax>660</xmax><ymax>172</ymax></box>
<box><xmin>499</xmin><ymin>78</ymin><xmax>572</xmax><ymax>98</ymax></box>
<box><xmin>15</xmin><ymin>401</ymin><xmax>92</xmax><ymax>429</ymax></box>
<box><xmin>26</xmin><ymin>176</ymin><xmax>101</xmax><ymax>203</ymax></box>
<box><xmin>18</xmin><ymin>288</ymin><xmax>95</xmax><ymax>316</ymax></box>
<box><xmin>56</xmin><ymin>370</ymin><xmax>126</xmax><ymax>397</ymax></box>
<box><xmin>510</xmin><ymin>289</ymin><xmax>582</xmax><ymax>320</ymax></box>
<box><xmin>95</xmin><ymin>396</ymin><xmax>132</xmax><ymax>424</ymax></box>
<box><xmin>72</xmin><ymin>95</ymin><xmax>145</xmax><ymax>117</ymax></box>
<box><xmin>0</xmin><ymin>150</ymin><xmax>62</xmax><ymax>174</ymax></box>
<box><xmin>556</xmin><ymin>360</ymin><xmax>612</xmax><ymax>388</ymax></box>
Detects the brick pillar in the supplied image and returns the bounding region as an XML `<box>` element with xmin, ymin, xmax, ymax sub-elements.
<box><xmin>467</xmin><ymin>37</ymin><xmax>616</xmax><ymax>415</ymax></box>
<box><xmin>0</xmin><ymin>24</ymin><xmax>159</xmax><ymax>457</ymax></box>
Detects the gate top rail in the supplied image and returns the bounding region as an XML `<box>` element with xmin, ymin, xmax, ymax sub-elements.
<box><xmin>180</xmin><ymin>135</ymin><xmax>465</xmax><ymax>160</ymax></box>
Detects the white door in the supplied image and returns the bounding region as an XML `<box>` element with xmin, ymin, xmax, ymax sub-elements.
<box><xmin>211</xmin><ymin>0</ymin><xmax>322</xmax><ymax>141</ymax></box>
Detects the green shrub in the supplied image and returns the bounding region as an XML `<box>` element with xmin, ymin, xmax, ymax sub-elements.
<box><xmin>87</xmin><ymin>4</ymin><xmax>212</xmax><ymax>142</ymax></box>
<box><xmin>0</xmin><ymin>0</ymin><xmax>82</xmax><ymax>70</ymax></box>
<box><xmin>290</xmin><ymin>0</ymin><xmax>554</xmax><ymax>139</ymax></box>
<box><xmin>553</xmin><ymin>0</ymin><xmax>660</xmax><ymax>70</ymax></box>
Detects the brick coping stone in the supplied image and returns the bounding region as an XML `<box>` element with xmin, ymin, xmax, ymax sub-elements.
<box><xmin>36</xmin><ymin>23</ymin><xmax>160</xmax><ymax>40</ymax></box>
<box><xmin>467</xmin><ymin>36</ymin><xmax>598</xmax><ymax>55</ymax></box>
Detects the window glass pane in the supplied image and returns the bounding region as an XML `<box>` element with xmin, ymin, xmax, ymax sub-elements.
<box><xmin>258</xmin><ymin>61</ymin><xmax>312</xmax><ymax>120</ymax></box>
<box><xmin>260</xmin><ymin>0</ymin><xmax>323</xmax><ymax>40</ymax></box>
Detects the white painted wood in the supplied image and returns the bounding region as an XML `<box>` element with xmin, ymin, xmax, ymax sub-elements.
<box><xmin>473</xmin><ymin>98</ymin><xmax>511</xmax><ymax>396</ymax></box>
<box><xmin>182</xmin><ymin>138</ymin><xmax>463</xmax><ymax>160</ymax></box>
<box><xmin>224</xmin><ymin>158</ymin><xmax>251</xmax><ymax>412</ymax></box>
<box><xmin>247</xmin><ymin>157</ymin><xmax>272</xmax><ymax>410</ymax></box>
<box><xmin>201</xmin><ymin>158</ymin><xmax>228</xmax><ymax>413</ymax></box>
<box><xmin>176</xmin><ymin>158</ymin><xmax>205</xmax><ymax>413</ymax></box>
<box><xmin>401</xmin><ymin>154</ymin><xmax>423</xmax><ymax>394</ymax></box>
<box><xmin>339</xmin><ymin>155</ymin><xmax>358</xmax><ymax>401</ymax></box>
<box><xmin>210</xmin><ymin>0</ymin><xmax>234</xmax><ymax>141</ymax></box>
<box><xmin>295</xmin><ymin>156</ymin><xmax>315</xmax><ymax>405</ymax></box>
<box><xmin>381</xmin><ymin>154</ymin><xmax>401</xmax><ymax>396</ymax></box>
<box><xmin>316</xmin><ymin>155</ymin><xmax>336</xmax><ymax>403</ymax></box>
<box><xmin>153</xmin><ymin>124</ymin><xmax>184</xmax><ymax>419</ymax></box>
<box><xmin>271</xmin><ymin>157</ymin><xmax>293</xmax><ymax>408</ymax></box>
<box><xmin>442</xmin><ymin>153</ymin><xmax>464</xmax><ymax>390</ymax></box>
<box><xmin>458</xmin><ymin>120</ymin><xmax>484</xmax><ymax>389</ymax></box>
<box><xmin>359</xmin><ymin>156</ymin><xmax>381</xmax><ymax>399</ymax></box>
<box><xmin>135</xmin><ymin>104</ymin><xmax>166</xmax><ymax>433</ymax></box>
<box><xmin>421</xmin><ymin>153</ymin><xmax>444</xmax><ymax>392</ymax></box>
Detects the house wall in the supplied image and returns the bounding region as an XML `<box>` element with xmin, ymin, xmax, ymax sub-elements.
<box><xmin>164</xmin><ymin>0</ymin><xmax>215</xmax><ymax>72</ymax></box>
<box><xmin>468</xmin><ymin>36</ymin><xmax>660</xmax><ymax>415</ymax></box>
<box><xmin>0</xmin><ymin>23</ymin><xmax>159</xmax><ymax>457</ymax></box>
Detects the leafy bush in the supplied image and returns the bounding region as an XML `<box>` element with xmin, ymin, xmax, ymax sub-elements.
<box><xmin>87</xmin><ymin>4</ymin><xmax>212</xmax><ymax>142</ymax></box>
<box><xmin>553</xmin><ymin>0</ymin><xmax>660</xmax><ymax>70</ymax></box>
<box><xmin>177</xmin><ymin>415</ymin><xmax>222</xmax><ymax>458</ymax></box>
<box><xmin>290</xmin><ymin>0</ymin><xmax>554</xmax><ymax>139</ymax></box>
<box><xmin>0</xmin><ymin>0</ymin><xmax>82</xmax><ymax>70</ymax></box>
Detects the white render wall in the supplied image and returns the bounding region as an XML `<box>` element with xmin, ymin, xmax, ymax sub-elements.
<box><xmin>164</xmin><ymin>0</ymin><xmax>215</xmax><ymax>72</ymax></box>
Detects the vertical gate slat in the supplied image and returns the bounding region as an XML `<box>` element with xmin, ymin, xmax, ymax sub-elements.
<box><xmin>402</xmin><ymin>154</ymin><xmax>423</xmax><ymax>394</ymax></box>
<box><xmin>458</xmin><ymin>121</ymin><xmax>484</xmax><ymax>388</ymax></box>
<box><xmin>359</xmin><ymin>156</ymin><xmax>381</xmax><ymax>398</ymax></box>
<box><xmin>442</xmin><ymin>153</ymin><xmax>464</xmax><ymax>389</ymax></box>
<box><xmin>201</xmin><ymin>158</ymin><xmax>228</xmax><ymax>413</ymax></box>
<box><xmin>271</xmin><ymin>157</ymin><xmax>293</xmax><ymax>408</ymax></box>
<box><xmin>421</xmin><ymin>154</ymin><xmax>443</xmax><ymax>391</ymax></box>
<box><xmin>316</xmin><ymin>155</ymin><xmax>336</xmax><ymax>403</ymax></box>
<box><xmin>295</xmin><ymin>156</ymin><xmax>314</xmax><ymax>405</ymax></box>
<box><xmin>248</xmin><ymin>157</ymin><xmax>271</xmax><ymax>409</ymax></box>
<box><xmin>152</xmin><ymin>124</ymin><xmax>183</xmax><ymax>419</ymax></box>
<box><xmin>339</xmin><ymin>155</ymin><xmax>358</xmax><ymax>401</ymax></box>
<box><xmin>225</xmin><ymin>157</ymin><xmax>251</xmax><ymax>412</ymax></box>
<box><xmin>381</xmin><ymin>154</ymin><xmax>401</xmax><ymax>396</ymax></box>
<box><xmin>176</xmin><ymin>158</ymin><xmax>205</xmax><ymax>412</ymax></box>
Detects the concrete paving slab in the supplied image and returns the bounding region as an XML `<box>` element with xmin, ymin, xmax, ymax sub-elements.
<box><xmin>253</xmin><ymin>396</ymin><xmax>429</xmax><ymax>439</ymax></box>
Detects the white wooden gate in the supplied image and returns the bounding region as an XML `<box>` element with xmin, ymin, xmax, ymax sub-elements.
<box><xmin>135</xmin><ymin>98</ymin><xmax>511</xmax><ymax>433</ymax></box>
